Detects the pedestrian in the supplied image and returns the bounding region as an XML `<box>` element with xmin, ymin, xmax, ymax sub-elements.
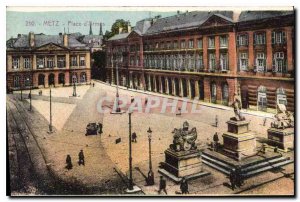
<box><xmin>177</xmin><ymin>107</ymin><xmax>181</xmax><ymax>115</ymax></box>
<box><xmin>132</xmin><ymin>132</ymin><xmax>137</xmax><ymax>143</ymax></box>
<box><xmin>213</xmin><ymin>132</ymin><xmax>219</xmax><ymax>151</ymax></box>
<box><xmin>145</xmin><ymin>98</ymin><xmax>148</xmax><ymax>105</ymax></box>
<box><xmin>28</xmin><ymin>92</ymin><xmax>31</xmax><ymax>99</ymax></box>
<box><xmin>78</xmin><ymin>149</ymin><xmax>85</xmax><ymax>166</ymax></box>
<box><xmin>65</xmin><ymin>154</ymin><xmax>73</xmax><ymax>170</ymax></box>
<box><xmin>93</xmin><ymin>83</ymin><xmax>95</xmax><ymax>87</ymax></box>
<box><xmin>131</xmin><ymin>96</ymin><xmax>135</xmax><ymax>103</ymax></box>
<box><xmin>158</xmin><ymin>176</ymin><xmax>167</xmax><ymax>194</ymax></box>
<box><xmin>229</xmin><ymin>168</ymin><xmax>236</xmax><ymax>190</ymax></box>
<box><xmin>215</xmin><ymin>115</ymin><xmax>218</xmax><ymax>127</ymax></box>
<box><xmin>235</xmin><ymin>166</ymin><xmax>244</xmax><ymax>188</ymax></box>
<box><xmin>180</xmin><ymin>177</ymin><xmax>189</xmax><ymax>194</ymax></box>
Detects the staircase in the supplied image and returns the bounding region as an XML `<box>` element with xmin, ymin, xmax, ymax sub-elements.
<box><xmin>201</xmin><ymin>149</ymin><xmax>293</xmax><ymax>178</ymax></box>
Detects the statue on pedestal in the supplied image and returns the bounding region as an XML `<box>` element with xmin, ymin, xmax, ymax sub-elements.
<box><xmin>231</xmin><ymin>93</ymin><xmax>245</xmax><ymax>121</ymax></box>
<box><xmin>271</xmin><ymin>104</ymin><xmax>294</xmax><ymax>129</ymax></box>
<box><xmin>170</xmin><ymin>121</ymin><xmax>197</xmax><ymax>152</ymax></box>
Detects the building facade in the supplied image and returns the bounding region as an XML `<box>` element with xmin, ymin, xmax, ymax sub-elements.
<box><xmin>6</xmin><ymin>32</ymin><xmax>91</xmax><ymax>91</ymax></box>
<box><xmin>106</xmin><ymin>10</ymin><xmax>295</xmax><ymax>112</ymax></box>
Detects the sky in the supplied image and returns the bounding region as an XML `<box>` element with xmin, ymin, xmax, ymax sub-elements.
<box><xmin>6</xmin><ymin>10</ymin><xmax>177</xmax><ymax>39</ymax></box>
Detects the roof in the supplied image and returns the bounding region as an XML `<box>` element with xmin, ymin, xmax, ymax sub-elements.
<box><xmin>8</xmin><ymin>33</ymin><xmax>87</xmax><ymax>49</ymax></box>
<box><xmin>107</xmin><ymin>33</ymin><xmax>130</xmax><ymax>41</ymax></box>
<box><xmin>238</xmin><ymin>10</ymin><xmax>294</xmax><ymax>22</ymax></box>
<box><xmin>144</xmin><ymin>11</ymin><xmax>233</xmax><ymax>35</ymax></box>
<box><xmin>79</xmin><ymin>35</ymin><xmax>103</xmax><ymax>44</ymax></box>
<box><xmin>133</xmin><ymin>19</ymin><xmax>152</xmax><ymax>35</ymax></box>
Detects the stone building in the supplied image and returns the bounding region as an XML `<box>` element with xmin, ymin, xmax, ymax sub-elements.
<box><xmin>6</xmin><ymin>32</ymin><xmax>91</xmax><ymax>91</ymax></box>
<box><xmin>106</xmin><ymin>10</ymin><xmax>294</xmax><ymax>112</ymax></box>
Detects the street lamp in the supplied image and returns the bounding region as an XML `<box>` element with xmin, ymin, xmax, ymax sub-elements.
<box><xmin>111</xmin><ymin>52</ymin><xmax>121</xmax><ymax>113</ymax></box>
<box><xmin>128</xmin><ymin>110</ymin><xmax>134</xmax><ymax>190</ymax></box>
<box><xmin>48</xmin><ymin>86</ymin><xmax>53</xmax><ymax>133</ymax></box>
<box><xmin>146</xmin><ymin>127</ymin><xmax>154</xmax><ymax>185</ymax></box>
<box><xmin>27</xmin><ymin>77</ymin><xmax>32</xmax><ymax>111</ymax></box>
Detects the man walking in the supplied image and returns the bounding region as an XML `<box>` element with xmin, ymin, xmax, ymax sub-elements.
<box><xmin>213</xmin><ymin>132</ymin><xmax>219</xmax><ymax>151</ymax></box>
<box><xmin>78</xmin><ymin>149</ymin><xmax>85</xmax><ymax>166</ymax></box>
<box><xmin>132</xmin><ymin>132</ymin><xmax>137</xmax><ymax>143</ymax></box>
<box><xmin>65</xmin><ymin>154</ymin><xmax>73</xmax><ymax>170</ymax></box>
<box><xmin>180</xmin><ymin>177</ymin><xmax>189</xmax><ymax>194</ymax></box>
<box><xmin>229</xmin><ymin>168</ymin><xmax>236</xmax><ymax>190</ymax></box>
<box><xmin>158</xmin><ymin>176</ymin><xmax>167</xmax><ymax>194</ymax></box>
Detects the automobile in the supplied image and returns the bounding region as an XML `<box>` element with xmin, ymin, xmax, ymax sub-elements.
<box><xmin>85</xmin><ymin>122</ymin><xmax>99</xmax><ymax>136</ymax></box>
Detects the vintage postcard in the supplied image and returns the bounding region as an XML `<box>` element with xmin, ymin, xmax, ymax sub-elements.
<box><xmin>6</xmin><ymin>6</ymin><xmax>295</xmax><ymax>196</ymax></box>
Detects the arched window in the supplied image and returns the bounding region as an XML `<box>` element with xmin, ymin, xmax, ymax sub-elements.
<box><xmin>24</xmin><ymin>75</ymin><xmax>31</xmax><ymax>87</ymax></box>
<box><xmin>38</xmin><ymin>74</ymin><xmax>45</xmax><ymax>86</ymax></box>
<box><xmin>211</xmin><ymin>82</ymin><xmax>217</xmax><ymax>104</ymax></box>
<box><xmin>257</xmin><ymin>85</ymin><xmax>267</xmax><ymax>111</ymax></box>
<box><xmin>80</xmin><ymin>72</ymin><xmax>86</xmax><ymax>83</ymax></box>
<box><xmin>13</xmin><ymin>76</ymin><xmax>20</xmax><ymax>87</ymax></box>
<box><xmin>48</xmin><ymin>73</ymin><xmax>55</xmax><ymax>86</ymax></box>
<box><xmin>58</xmin><ymin>73</ymin><xmax>65</xmax><ymax>85</ymax></box>
<box><xmin>276</xmin><ymin>87</ymin><xmax>287</xmax><ymax>106</ymax></box>
<box><xmin>222</xmin><ymin>83</ymin><xmax>229</xmax><ymax>106</ymax></box>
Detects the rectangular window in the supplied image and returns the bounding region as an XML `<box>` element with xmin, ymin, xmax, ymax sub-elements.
<box><xmin>219</xmin><ymin>36</ymin><xmax>228</xmax><ymax>48</ymax></box>
<box><xmin>254</xmin><ymin>32</ymin><xmax>266</xmax><ymax>45</ymax></box>
<box><xmin>256</xmin><ymin>52</ymin><xmax>266</xmax><ymax>72</ymax></box>
<box><xmin>160</xmin><ymin>42</ymin><xmax>164</xmax><ymax>49</ymax></box>
<box><xmin>173</xmin><ymin>41</ymin><xmax>178</xmax><ymax>49</ymax></box>
<box><xmin>130</xmin><ymin>56</ymin><xmax>134</xmax><ymax>66</ymax></box>
<box><xmin>209</xmin><ymin>53</ymin><xmax>216</xmax><ymax>71</ymax></box>
<box><xmin>155</xmin><ymin>42</ymin><xmax>159</xmax><ymax>49</ymax></box>
<box><xmin>37</xmin><ymin>57</ymin><xmax>45</xmax><ymax>68</ymax></box>
<box><xmin>220</xmin><ymin>53</ymin><xmax>228</xmax><ymax>71</ymax></box>
<box><xmin>136</xmin><ymin>56</ymin><xmax>140</xmax><ymax>66</ymax></box>
<box><xmin>188</xmin><ymin>39</ymin><xmax>194</xmax><ymax>49</ymax></box>
<box><xmin>57</xmin><ymin>56</ymin><xmax>66</xmax><ymax>68</ymax></box>
<box><xmin>80</xmin><ymin>56</ymin><xmax>85</xmax><ymax>66</ymax></box>
<box><xmin>272</xmin><ymin>31</ymin><xmax>286</xmax><ymax>44</ymax></box>
<box><xmin>237</xmin><ymin>34</ymin><xmax>248</xmax><ymax>46</ymax></box>
<box><xmin>197</xmin><ymin>39</ymin><xmax>203</xmax><ymax>49</ymax></box>
<box><xmin>12</xmin><ymin>57</ymin><xmax>19</xmax><ymax>69</ymax></box>
<box><xmin>239</xmin><ymin>52</ymin><xmax>248</xmax><ymax>71</ymax></box>
<box><xmin>273</xmin><ymin>52</ymin><xmax>286</xmax><ymax>73</ymax></box>
<box><xmin>24</xmin><ymin>57</ymin><xmax>31</xmax><ymax>69</ymax></box>
<box><xmin>196</xmin><ymin>54</ymin><xmax>203</xmax><ymax>70</ymax></box>
<box><xmin>167</xmin><ymin>41</ymin><xmax>171</xmax><ymax>49</ymax></box>
<box><xmin>180</xmin><ymin>40</ymin><xmax>186</xmax><ymax>49</ymax></box>
<box><xmin>47</xmin><ymin>56</ymin><xmax>54</xmax><ymax>68</ymax></box>
<box><xmin>71</xmin><ymin>56</ymin><xmax>77</xmax><ymax>66</ymax></box>
<box><xmin>13</xmin><ymin>76</ymin><xmax>20</xmax><ymax>87</ymax></box>
<box><xmin>24</xmin><ymin>76</ymin><xmax>31</xmax><ymax>86</ymax></box>
<box><xmin>208</xmin><ymin>37</ymin><xmax>215</xmax><ymax>48</ymax></box>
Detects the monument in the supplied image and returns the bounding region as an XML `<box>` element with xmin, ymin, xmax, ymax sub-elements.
<box><xmin>267</xmin><ymin>104</ymin><xmax>294</xmax><ymax>151</ymax></box>
<box><xmin>222</xmin><ymin>93</ymin><xmax>256</xmax><ymax>160</ymax></box>
<box><xmin>158</xmin><ymin>121</ymin><xmax>209</xmax><ymax>183</ymax></box>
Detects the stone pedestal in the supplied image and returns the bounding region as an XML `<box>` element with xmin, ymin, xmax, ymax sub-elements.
<box><xmin>222</xmin><ymin>120</ymin><xmax>256</xmax><ymax>161</ymax></box>
<box><xmin>268</xmin><ymin>128</ymin><xmax>294</xmax><ymax>151</ymax></box>
<box><xmin>158</xmin><ymin>149</ymin><xmax>209</xmax><ymax>183</ymax></box>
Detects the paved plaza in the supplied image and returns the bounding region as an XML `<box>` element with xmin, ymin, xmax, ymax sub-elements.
<box><xmin>7</xmin><ymin>81</ymin><xmax>294</xmax><ymax>195</ymax></box>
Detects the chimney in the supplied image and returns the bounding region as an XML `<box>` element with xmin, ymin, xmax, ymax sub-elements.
<box><xmin>63</xmin><ymin>33</ymin><xmax>68</xmax><ymax>47</ymax></box>
<box><xmin>29</xmin><ymin>32</ymin><xmax>35</xmax><ymax>47</ymax></box>
<box><xmin>127</xmin><ymin>23</ymin><xmax>131</xmax><ymax>33</ymax></box>
<box><xmin>118</xmin><ymin>27</ymin><xmax>123</xmax><ymax>34</ymax></box>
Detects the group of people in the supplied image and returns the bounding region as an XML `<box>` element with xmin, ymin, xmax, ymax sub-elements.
<box><xmin>158</xmin><ymin>176</ymin><xmax>189</xmax><ymax>195</ymax></box>
<box><xmin>65</xmin><ymin>149</ymin><xmax>85</xmax><ymax>170</ymax></box>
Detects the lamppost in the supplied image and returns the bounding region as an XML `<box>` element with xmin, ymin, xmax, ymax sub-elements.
<box><xmin>146</xmin><ymin>127</ymin><xmax>154</xmax><ymax>185</ymax></box>
<box><xmin>111</xmin><ymin>51</ymin><xmax>121</xmax><ymax>113</ymax></box>
<box><xmin>128</xmin><ymin>110</ymin><xmax>134</xmax><ymax>190</ymax></box>
<box><xmin>27</xmin><ymin>77</ymin><xmax>32</xmax><ymax>111</ymax></box>
<box><xmin>48</xmin><ymin>86</ymin><xmax>53</xmax><ymax>133</ymax></box>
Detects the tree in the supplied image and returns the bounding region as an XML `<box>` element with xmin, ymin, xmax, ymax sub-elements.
<box><xmin>104</xmin><ymin>19</ymin><xmax>129</xmax><ymax>40</ymax></box>
<box><xmin>91</xmin><ymin>50</ymin><xmax>106</xmax><ymax>81</ymax></box>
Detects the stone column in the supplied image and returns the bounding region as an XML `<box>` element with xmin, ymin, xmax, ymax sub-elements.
<box><xmin>129</xmin><ymin>73</ymin><xmax>133</xmax><ymax>88</ymax></box>
<box><xmin>77</xmin><ymin>55</ymin><xmax>80</xmax><ymax>68</ymax></box>
<box><xmin>248</xmin><ymin>31</ymin><xmax>254</xmax><ymax>71</ymax></box>
<box><xmin>65</xmin><ymin>53</ymin><xmax>70</xmax><ymax>69</ymax></box>
<box><xmin>286</xmin><ymin>27</ymin><xmax>294</xmax><ymax>72</ymax></box>
<box><xmin>203</xmin><ymin>36</ymin><xmax>208</xmax><ymax>72</ymax></box>
<box><xmin>216</xmin><ymin>81</ymin><xmax>222</xmax><ymax>104</ymax></box>
<box><xmin>54</xmin><ymin>55</ymin><xmax>58</xmax><ymax>68</ymax></box>
<box><xmin>32</xmin><ymin>54</ymin><xmax>37</xmax><ymax>70</ymax></box>
<box><xmin>179</xmin><ymin>78</ymin><xmax>184</xmax><ymax>97</ymax></box>
<box><xmin>153</xmin><ymin>76</ymin><xmax>157</xmax><ymax>92</ymax></box>
<box><xmin>203</xmin><ymin>77</ymin><xmax>210</xmax><ymax>103</ymax></box>
<box><xmin>148</xmin><ymin>74</ymin><xmax>152</xmax><ymax>91</ymax></box>
<box><xmin>158</xmin><ymin>76</ymin><xmax>163</xmax><ymax>93</ymax></box>
<box><xmin>195</xmin><ymin>80</ymin><xmax>200</xmax><ymax>98</ymax></box>
<box><xmin>172</xmin><ymin>78</ymin><xmax>176</xmax><ymax>96</ymax></box>
<box><xmin>266</xmin><ymin>30</ymin><xmax>273</xmax><ymax>72</ymax></box>
<box><xmin>65</xmin><ymin>71</ymin><xmax>70</xmax><ymax>86</ymax></box>
<box><xmin>45</xmin><ymin>73</ymin><xmax>49</xmax><ymax>88</ymax></box>
<box><xmin>187</xmin><ymin>79</ymin><xmax>192</xmax><ymax>99</ymax></box>
<box><xmin>165</xmin><ymin>78</ymin><xmax>169</xmax><ymax>95</ymax></box>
